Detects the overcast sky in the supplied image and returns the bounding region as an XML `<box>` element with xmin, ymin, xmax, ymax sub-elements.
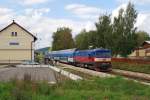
<box><xmin>0</xmin><ymin>0</ymin><xmax>150</xmax><ymax>49</ymax></box>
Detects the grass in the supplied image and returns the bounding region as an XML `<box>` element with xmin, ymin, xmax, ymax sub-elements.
<box><xmin>112</xmin><ymin>62</ymin><xmax>150</xmax><ymax>74</ymax></box>
<box><xmin>0</xmin><ymin>76</ymin><xmax>150</xmax><ymax>100</ymax></box>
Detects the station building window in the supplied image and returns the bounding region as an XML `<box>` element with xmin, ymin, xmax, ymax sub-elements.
<box><xmin>11</xmin><ymin>32</ymin><xmax>17</xmax><ymax>37</ymax></box>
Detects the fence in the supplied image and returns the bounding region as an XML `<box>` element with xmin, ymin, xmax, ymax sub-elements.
<box><xmin>0</xmin><ymin>60</ymin><xmax>23</xmax><ymax>65</ymax></box>
<box><xmin>112</xmin><ymin>58</ymin><xmax>150</xmax><ymax>64</ymax></box>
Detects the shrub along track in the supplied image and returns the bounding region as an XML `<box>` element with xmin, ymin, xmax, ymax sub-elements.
<box><xmin>57</xmin><ymin>63</ymin><xmax>150</xmax><ymax>85</ymax></box>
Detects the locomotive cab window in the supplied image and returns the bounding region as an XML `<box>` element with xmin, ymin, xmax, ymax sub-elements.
<box><xmin>96</xmin><ymin>51</ymin><xmax>111</xmax><ymax>57</ymax></box>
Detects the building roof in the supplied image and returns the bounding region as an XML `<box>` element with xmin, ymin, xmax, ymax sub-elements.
<box><xmin>0</xmin><ymin>20</ymin><xmax>37</xmax><ymax>41</ymax></box>
<box><xmin>141</xmin><ymin>41</ymin><xmax>150</xmax><ymax>47</ymax></box>
<box><xmin>36</xmin><ymin>47</ymin><xmax>50</xmax><ymax>53</ymax></box>
<box><xmin>144</xmin><ymin>41</ymin><xmax>150</xmax><ymax>44</ymax></box>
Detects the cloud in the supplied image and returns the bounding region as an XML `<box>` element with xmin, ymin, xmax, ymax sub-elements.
<box><xmin>0</xmin><ymin>8</ymin><xmax>13</xmax><ymax>15</ymax></box>
<box><xmin>136</xmin><ymin>13</ymin><xmax>150</xmax><ymax>33</ymax></box>
<box><xmin>0</xmin><ymin>7</ymin><xmax>95</xmax><ymax>48</ymax></box>
<box><xmin>112</xmin><ymin>3</ymin><xmax>127</xmax><ymax>18</ymax></box>
<box><xmin>135</xmin><ymin>13</ymin><xmax>148</xmax><ymax>27</ymax></box>
<box><xmin>15</xmin><ymin>0</ymin><xmax>49</xmax><ymax>5</ymax></box>
<box><xmin>25</xmin><ymin>8</ymin><xmax>50</xmax><ymax>17</ymax></box>
<box><xmin>65</xmin><ymin>4</ymin><xmax>105</xmax><ymax>19</ymax></box>
<box><xmin>0</xmin><ymin>7</ymin><xmax>15</xmax><ymax>27</ymax></box>
<box><xmin>16</xmin><ymin>9</ymin><xmax>95</xmax><ymax>48</ymax></box>
<box><xmin>116</xmin><ymin>0</ymin><xmax>150</xmax><ymax>5</ymax></box>
<box><xmin>1</xmin><ymin>3</ymin><xmax>149</xmax><ymax>49</ymax></box>
<box><xmin>66</xmin><ymin>4</ymin><xmax>101</xmax><ymax>14</ymax></box>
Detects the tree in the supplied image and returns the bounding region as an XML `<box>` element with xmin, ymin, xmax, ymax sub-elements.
<box><xmin>35</xmin><ymin>53</ymin><xmax>44</xmax><ymax>63</ymax></box>
<box><xmin>113</xmin><ymin>2</ymin><xmax>138</xmax><ymax>57</ymax></box>
<box><xmin>95</xmin><ymin>14</ymin><xmax>113</xmax><ymax>50</ymax></box>
<box><xmin>75</xmin><ymin>30</ymin><xmax>89</xmax><ymax>50</ymax></box>
<box><xmin>52</xmin><ymin>27</ymin><xmax>75</xmax><ymax>50</ymax></box>
<box><xmin>136</xmin><ymin>31</ymin><xmax>150</xmax><ymax>46</ymax></box>
<box><xmin>121</xmin><ymin>2</ymin><xmax>138</xmax><ymax>57</ymax></box>
<box><xmin>113</xmin><ymin>9</ymin><xmax>125</xmax><ymax>56</ymax></box>
<box><xmin>87</xmin><ymin>30</ymin><xmax>97</xmax><ymax>49</ymax></box>
<box><xmin>75</xmin><ymin>30</ymin><xmax>97</xmax><ymax>50</ymax></box>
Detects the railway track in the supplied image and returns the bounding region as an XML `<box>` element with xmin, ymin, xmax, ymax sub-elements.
<box><xmin>57</xmin><ymin>63</ymin><xmax>150</xmax><ymax>85</ymax></box>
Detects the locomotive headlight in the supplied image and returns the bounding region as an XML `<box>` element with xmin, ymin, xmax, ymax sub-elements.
<box><xmin>94</xmin><ymin>58</ymin><xmax>111</xmax><ymax>62</ymax></box>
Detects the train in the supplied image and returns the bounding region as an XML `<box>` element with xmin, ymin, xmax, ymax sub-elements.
<box><xmin>45</xmin><ymin>48</ymin><xmax>112</xmax><ymax>71</ymax></box>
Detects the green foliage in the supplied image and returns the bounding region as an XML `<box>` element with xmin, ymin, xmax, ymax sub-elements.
<box><xmin>75</xmin><ymin>30</ymin><xmax>96</xmax><ymax>50</ymax></box>
<box><xmin>48</xmin><ymin>2</ymin><xmax>141</xmax><ymax>57</ymax></box>
<box><xmin>95</xmin><ymin>14</ymin><xmax>113</xmax><ymax>49</ymax></box>
<box><xmin>113</xmin><ymin>2</ymin><xmax>138</xmax><ymax>57</ymax></box>
<box><xmin>112</xmin><ymin>9</ymin><xmax>125</xmax><ymax>56</ymax></box>
<box><xmin>74</xmin><ymin>2</ymin><xmax>138</xmax><ymax>57</ymax></box>
<box><xmin>52</xmin><ymin>27</ymin><xmax>75</xmax><ymax>51</ymax></box>
<box><xmin>136</xmin><ymin>31</ymin><xmax>150</xmax><ymax>46</ymax></box>
<box><xmin>75</xmin><ymin>30</ymin><xmax>88</xmax><ymax>50</ymax></box>
<box><xmin>35</xmin><ymin>53</ymin><xmax>44</xmax><ymax>63</ymax></box>
<box><xmin>0</xmin><ymin>77</ymin><xmax>150</xmax><ymax>100</ymax></box>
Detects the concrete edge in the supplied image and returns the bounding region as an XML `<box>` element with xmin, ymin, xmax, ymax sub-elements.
<box><xmin>16</xmin><ymin>65</ymin><xmax>49</xmax><ymax>68</ymax></box>
<box><xmin>48</xmin><ymin>65</ymin><xmax>83</xmax><ymax>81</ymax></box>
<box><xmin>58</xmin><ymin>63</ymin><xmax>115</xmax><ymax>78</ymax></box>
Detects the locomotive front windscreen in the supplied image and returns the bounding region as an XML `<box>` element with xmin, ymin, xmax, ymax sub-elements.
<box><xmin>95</xmin><ymin>51</ymin><xmax>111</xmax><ymax>58</ymax></box>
